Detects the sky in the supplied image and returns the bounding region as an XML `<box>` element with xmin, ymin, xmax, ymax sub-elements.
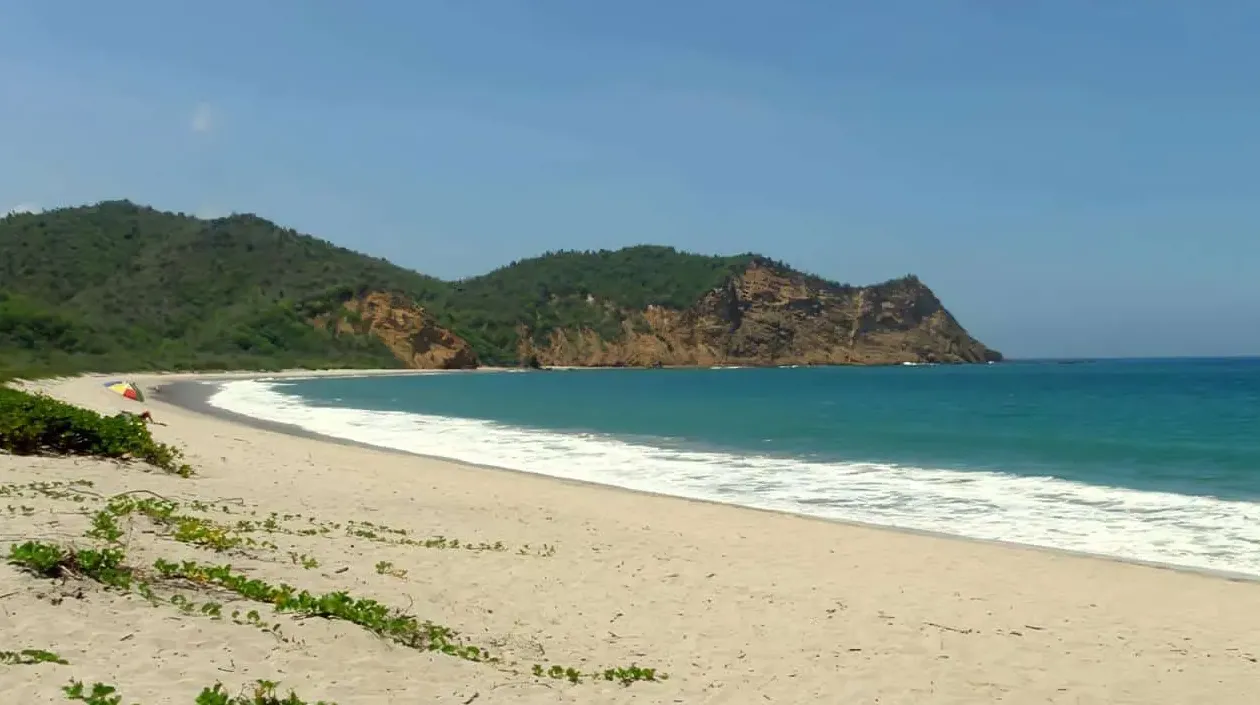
<box><xmin>2</xmin><ymin>1</ymin><xmax>1258</xmax><ymax>359</ymax></box>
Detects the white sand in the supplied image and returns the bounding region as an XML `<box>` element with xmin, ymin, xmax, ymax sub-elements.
<box><xmin>3</xmin><ymin>372</ymin><xmax>1259</xmax><ymax>704</ymax></box>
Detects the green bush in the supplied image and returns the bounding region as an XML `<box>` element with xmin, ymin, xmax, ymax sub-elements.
<box><xmin>0</xmin><ymin>387</ymin><xmax>189</xmax><ymax>475</ymax></box>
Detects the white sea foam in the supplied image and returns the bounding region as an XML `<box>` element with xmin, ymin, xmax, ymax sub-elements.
<box><xmin>209</xmin><ymin>379</ymin><xmax>1260</xmax><ymax>578</ymax></box>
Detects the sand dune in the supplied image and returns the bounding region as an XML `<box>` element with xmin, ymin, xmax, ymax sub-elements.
<box><xmin>3</xmin><ymin>373</ymin><xmax>1259</xmax><ymax>703</ymax></box>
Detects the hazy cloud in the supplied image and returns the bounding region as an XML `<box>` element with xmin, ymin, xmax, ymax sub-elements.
<box><xmin>195</xmin><ymin>206</ymin><xmax>228</xmax><ymax>220</ymax></box>
<box><xmin>5</xmin><ymin>203</ymin><xmax>40</xmax><ymax>216</ymax></box>
<box><xmin>191</xmin><ymin>102</ymin><xmax>214</xmax><ymax>133</ymax></box>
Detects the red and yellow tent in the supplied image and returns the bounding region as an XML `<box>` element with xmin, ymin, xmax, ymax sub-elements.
<box><xmin>103</xmin><ymin>380</ymin><xmax>144</xmax><ymax>402</ymax></box>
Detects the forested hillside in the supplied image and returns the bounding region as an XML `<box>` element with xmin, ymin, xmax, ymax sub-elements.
<box><xmin>0</xmin><ymin>200</ymin><xmax>999</xmax><ymax>376</ymax></box>
<box><xmin>445</xmin><ymin>246</ymin><xmax>758</xmax><ymax>363</ymax></box>
<box><xmin>0</xmin><ymin>201</ymin><xmax>449</xmax><ymax>375</ymax></box>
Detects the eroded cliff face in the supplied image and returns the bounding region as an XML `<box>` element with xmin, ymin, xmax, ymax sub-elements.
<box><xmin>321</xmin><ymin>292</ymin><xmax>479</xmax><ymax>369</ymax></box>
<box><xmin>518</xmin><ymin>260</ymin><xmax>1001</xmax><ymax>367</ymax></box>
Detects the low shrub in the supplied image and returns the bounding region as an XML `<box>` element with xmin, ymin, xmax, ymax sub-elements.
<box><xmin>197</xmin><ymin>679</ymin><xmax>337</xmax><ymax>704</ymax></box>
<box><xmin>8</xmin><ymin>541</ymin><xmax>133</xmax><ymax>589</ymax></box>
<box><xmin>0</xmin><ymin>648</ymin><xmax>67</xmax><ymax>665</ymax></box>
<box><xmin>63</xmin><ymin>679</ymin><xmax>336</xmax><ymax>704</ymax></box>
<box><xmin>0</xmin><ymin>387</ymin><xmax>189</xmax><ymax>475</ymax></box>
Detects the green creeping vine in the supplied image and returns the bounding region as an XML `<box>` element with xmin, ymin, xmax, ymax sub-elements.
<box><xmin>86</xmin><ymin>492</ymin><xmax>550</xmax><ymax>558</ymax></box>
<box><xmin>154</xmin><ymin>557</ymin><xmax>665</xmax><ymax>685</ymax></box>
<box><xmin>152</xmin><ymin>558</ymin><xmax>491</xmax><ymax>662</ymax></box>
<box><xmin>196</xmin><ymin>679</ymin><xmax>337</xmax><ymax>704</ymax></box>
<box><xmin>91</xmin><ymin>495</ymin><xmax>273</xmax><ymax>553</ymax></box>
<box><xmin>530</xmin><ymin>662</ymin><xmax>665</xmax><ymax>686</ymax></box>
<box><xmin>1</xmin><ymin>648</ymin><xmax>68</xmax><ymax>665</ymax></box>
<box><xmin>11</xmin><ymin>541</ymin><xmax>666</xmax><ymax>687</ymax></box>
<box><xmin>63</xmin><ymin>680</ymin><xmax>134</xmax><ymax>705</ymax></box>
<box><xmin>0</xmin><ymin>479</ymin><xmax>95</xmax><ymax>502</ymax></box>
<box><xmin>7</xmin><ymin>541</ymin><xmax>133</xmax><ymax>589</ymax></box>
<box><xmin>63</xmin><ymin>679</ymin><xmax>337</xmax><ymax>705</ymax></box>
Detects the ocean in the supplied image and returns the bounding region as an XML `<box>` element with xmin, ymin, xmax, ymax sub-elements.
<box><xmin>205</xmin><ymin>358</ymin><xmax>1260</xmax><ymax>577</ymax></box>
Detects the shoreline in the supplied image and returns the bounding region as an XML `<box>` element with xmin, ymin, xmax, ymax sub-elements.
<box><xmin>8</xmin><ymin>371</ymin><xmax>1260</xmax><ymax>703</ymax></box>
<box><xmin>155</xmin><ymin>374</ymin><xmax>1260</xmax><ymax>585</ymax></box>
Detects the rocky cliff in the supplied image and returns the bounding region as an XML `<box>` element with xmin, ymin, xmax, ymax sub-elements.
<box><xmin>309</xmin><ymin>264</ymin><xmax>998</xmax><ymax>371</ymax></box>
<box><xmin>517</xmin><ymin>260</ymin><xmax>1000</xmax><ymax>368</ymax></box>
<box><xmin>321</xmin><ymin>292</ymin><xmax>479</xmax><ymax>369</ymax></box>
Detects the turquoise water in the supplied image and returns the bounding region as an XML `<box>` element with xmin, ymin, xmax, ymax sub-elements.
<box><xmin>208</xmin><ymin>358</ymin><xmax>1260</xmax><ymax>576</ymax></box>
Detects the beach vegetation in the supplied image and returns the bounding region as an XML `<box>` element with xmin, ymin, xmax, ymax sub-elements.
<box><xmin>0</xmin><ymin>479</ymin><xmax>95</xmax><ymax>502</ymax></box>
<box><xmin>55</xmin><ymin>488</ymin><xmax>543</xmax><ymax>568</ymax></box>
<box><xmin>62</xmin><ymin>679</ymin><xmax>336</xmax><ymax>705</ymax></box>
<box><xmin>152</xmin><ymin>558</ymin><xmax>494</xmax><ymax>661</ymax></box>
<box><xmin>0</xmin><ymin>387</ymin><xmax>190</xmax><ymax>475</ymax></box>
<box><xmin>151</xmin><ymin>556</ymin><xmax>667</xmax><ymax>685</ymax></box>
<box><xmin>9</xmin><ymin>535</ymin><xmax>665</xmax><ymax>688</ymax></box>
<box><xmin>4</xmin><ymin>469</ymin><xmax>662</xmax><ymax>693</ymax></box>
<box><xmin>87</xmin><ymin>508</ymin><xmax>126</xmax><ymax>543</ymax></box>
<box><xmin>0</xmin><ymin>648</ymin><xmax>68</xmax><ymax>665</ymax></box>
<box><xmin>373</xmin><ymin>560</ymin><xmax>407</xmax><ymax>578</ymax></box>
<box><xmin>287</xmin><ymin>552</ymin><xmax>319</xmax><ymax>569</ymax></box>
<box><xmin>196</xmin><ymin>680</ymin><xmax>337</xmax><ymax>705</ymax></box>
<box><xmin>94</xmin><ymin>495</ymin><xmax>274</xmax><ymax>553</ymax></box>
<box><xmin>7</xmin><ymin>541</ymin><xmax>133</xmax><ymax>589</ymax></box>
<box><xmin>63</xmin><ymin>680</ymin><xmax>133</xmax><ymax>705</ymax></box>
<box><xmin>530</xmin><ymin>662</ymin><xmax>666</xmax><ymax>686</ymax></box>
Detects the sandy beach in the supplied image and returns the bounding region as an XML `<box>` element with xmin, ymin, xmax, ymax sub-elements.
<box><xmin>4</xmin><ymin>373</ymin><xmax>1260</xmax><ymax>704</ymax></box>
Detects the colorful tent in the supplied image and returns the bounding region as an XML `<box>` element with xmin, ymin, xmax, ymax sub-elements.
<box><xmin>103</xmin><ymin>380</ymin><xmax>144</xmax><ymax>402</ymax></box>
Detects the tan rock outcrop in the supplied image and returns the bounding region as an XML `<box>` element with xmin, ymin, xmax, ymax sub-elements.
<box><xmin>517</xmin><ymin>260</ymin><xmax>1000</xmax><ymax>367</ymax></box>
<box><xmin>325</xmin><ymin>292</ymin><xmax>478</xmax><ymax>369</ymax></box>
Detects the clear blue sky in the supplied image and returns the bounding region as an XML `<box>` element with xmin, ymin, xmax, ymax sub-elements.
<box><xmin>3</xmin><ymin>1</ymin><xmax>1258</xmax><ymax>359</ymax></box>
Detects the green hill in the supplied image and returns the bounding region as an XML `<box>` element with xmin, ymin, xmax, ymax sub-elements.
<box><xmin>0</xmin><ymin>200</ymin><xmax>999</xmax><ymax>377</ymax></box>
<box><xmin>444</xmin><ymin>246</ymin><xmax>759</xmax><ymax>363</ymax></box>
<box><xmin>0</xmin><ymin>201</ymin><xmax>454</xmax><ymax>375</ymax></box>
